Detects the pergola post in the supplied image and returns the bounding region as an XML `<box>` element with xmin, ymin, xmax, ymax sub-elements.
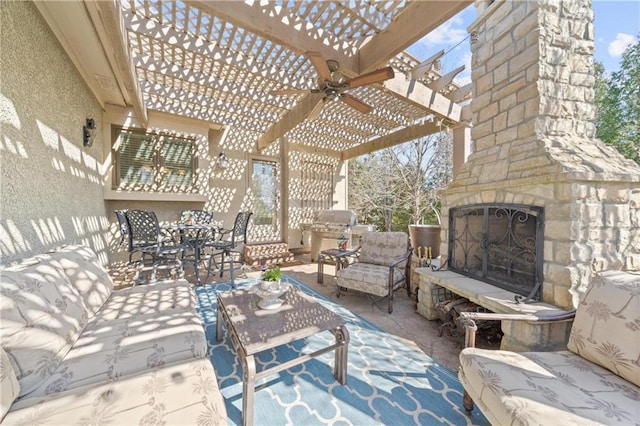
<box><xmin>452</xmin><ymin>124</ymin><xmax>472</xmax><ymax>177</ymax></box>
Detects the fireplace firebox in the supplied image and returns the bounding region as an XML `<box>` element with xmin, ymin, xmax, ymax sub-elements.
<box><xmin>448</xmin><ymin>204</ymin><xmax>544</xmax><ymax>303</ymax></box>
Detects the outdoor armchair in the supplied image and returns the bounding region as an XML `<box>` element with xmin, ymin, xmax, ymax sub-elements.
<box><xmin>335</xmin><ymin>231</ymin><xmax>412</xmax><ymax>313</ymax></box>
<box><xmin>457</xmin><ymin>270</ymin><xmax>638</xmax><ymax>425</ymax></box>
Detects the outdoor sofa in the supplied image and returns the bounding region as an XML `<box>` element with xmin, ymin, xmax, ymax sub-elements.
<box><xmin>0</xmin><ymin>245</ymin><xmax>226</xmax><ymax>424</ymax></box>
<box><xmin>458</xmin><ymin>270</ymin><xmax>640</xmax><ymax>425</ymax></box>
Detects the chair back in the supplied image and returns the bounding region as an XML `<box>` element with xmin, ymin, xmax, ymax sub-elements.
<box><xmin>125</xmin><ymin>210</ymin><xmax>161</xmax><ymax>250</ymax></box>
<box><xmin>359</xmin><ymin>231</ymin><xmax>409</xmax><ymax>266</ymax></box>
<box><xmin>181</xmin><ymin>209</ymin><xmax>214</xmax><ymax>224</ymax></box>
<box><xmin>114</xmin><ymin>210</ymin><xmax>130</xmax><ymax>246</ymax></box>
<box><xmin>230</xmin><ymin>211</ymin><xmax>253</xmax><ymax>246</ymax></box>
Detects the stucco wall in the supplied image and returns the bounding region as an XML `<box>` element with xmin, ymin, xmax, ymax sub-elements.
<box><xmin>0</xmin><ymin>1</ymin><xmax>108</xmax><ymax>266</ymax></box>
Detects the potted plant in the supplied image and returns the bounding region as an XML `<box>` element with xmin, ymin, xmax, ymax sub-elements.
<box><xmin>260</xmin><ymin>266</ymin><xmax>282</xmax><ymax>291</ymax></box>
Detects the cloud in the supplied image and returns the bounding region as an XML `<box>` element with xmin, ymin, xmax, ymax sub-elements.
<box><xmin>608</xmin><ymin>33</ymin><xmax>637</xmax><ymax>57</ymax></box>
<box><xmin>418</xmin><ymin>15</ymin><xmax>468</xmax><ymax>46</ymax></box>
<box><xmin>453</xmin><ymin>52</ymin><xmax>472</xmax><ymax>86</ymax></box>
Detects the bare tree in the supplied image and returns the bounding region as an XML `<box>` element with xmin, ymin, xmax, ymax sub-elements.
<box><xmin>389</xmin><ymin>128</ymin><xmax>452</xmax><ymax>225</ymax></box>
<box><xmin>348</xmin><ymin>124</ymin><xmax>453</xmax><ymax>231</ymax></box>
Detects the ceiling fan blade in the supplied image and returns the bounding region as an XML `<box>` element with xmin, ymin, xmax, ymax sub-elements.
<box><xmin>270</xmin><ymin>88</ymin><xmax>311</xmax><ymax>96</ymax></box>
<box><xmin>342</xmin><ymin>94</ymin><xmax>372</xmax><ymax>114</ymax></box>
<box><xmin>345</xmin><ymin>66</ymin><xmax>395</xmax><ymax>89</ymax></box>
<box><xmin>306</xmin><ymin>51</ymin><xmax>333</xmax><ymax>81</ymax></box>
<box><xmin>307</xmin><ymin>98</ymin><xmax>325</xmax><ymax>120</ymax></box>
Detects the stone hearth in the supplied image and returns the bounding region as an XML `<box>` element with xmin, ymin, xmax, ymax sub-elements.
<box><xmin>416</xmin><ymin>0</ymin><xmax>640</xmax><ymax>351</ymax></box>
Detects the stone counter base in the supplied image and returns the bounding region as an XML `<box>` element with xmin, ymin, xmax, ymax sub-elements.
<box><xmin>415</xmin><ymin>268</ymin><xmax>573</xmax><ymax>352</ymax></box>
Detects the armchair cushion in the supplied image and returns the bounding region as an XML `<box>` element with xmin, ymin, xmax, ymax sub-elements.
<box><xmin>359</xmin><ymin>232</ymin><xmax>409</xmax><ymax>266</ymax></box>
<box><xmin>336</xmin><ymin>263</ymin><xmax>405</xmax><ymax>298</ymax></box>
<box><xmin>459</xmin><ymin>349</ymin><xmax>640</xmax><ymax>425</ymax></box>
<box><xmin>567</xmin><ymin>271</ymin><xmax>640</xmax><ymax>387</ymax></box>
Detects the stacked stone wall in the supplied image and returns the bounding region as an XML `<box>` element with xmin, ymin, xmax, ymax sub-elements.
<box><xmin>441</xmin><ymin>0</ymin><xmax>640</xmax><ymax>309</ymax></box>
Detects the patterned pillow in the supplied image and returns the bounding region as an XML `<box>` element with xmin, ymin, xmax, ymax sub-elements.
<box><xmin>49</xmin><ymin>245</ymin><xmax>113</xmax><ymax>317</ymax></box>
<box><xmin>0</xmin><ymin>346</ymin><xmax>19</xmax><ymax>421</ymax></box>
<box><xmin>359</xmin><ymin>232</ymin><xmax>409</xmax><ymax>266</ymax></box>
<box><xmin>0</xmin><ymin>257</ymin><xmax>88</xmax><ymax>397</ymax></box>
<box><xmin>567</xmin><ymin>271</ymin><xmax>640</xmax><ymax>387</ymax></box>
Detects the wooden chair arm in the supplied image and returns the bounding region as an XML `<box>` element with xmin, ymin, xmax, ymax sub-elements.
<box><xmin>460</xmin><ymin>310</ymin><xmax>576</xmax><ymax>349</ymax></box>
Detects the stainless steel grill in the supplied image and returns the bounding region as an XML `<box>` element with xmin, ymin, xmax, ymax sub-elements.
<box><xmin>309</xmin><ymin>210</ymin><xmax>374</xmax><ymax>261</ymax></box>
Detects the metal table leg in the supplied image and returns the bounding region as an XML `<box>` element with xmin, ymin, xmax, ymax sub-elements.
<box><xmin>242</xmin><ymin>354</ymin><xmax>257</xmax><ymax>426</ymax></box>
<box><xmin>317</xmin><ymin>253</ymin><xmax>326</xmax><ymax>283</ymax></box>
<box><xmin>332</xmin><ymin>325</ymin><xmax>350</xmax><ymax>385</ymax></box>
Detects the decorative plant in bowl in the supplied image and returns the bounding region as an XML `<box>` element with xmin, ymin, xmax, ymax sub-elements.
<box><xmin>260</xmin><ymin>266</ymin><xmax>282</xmax><ymax>292</ymax></box>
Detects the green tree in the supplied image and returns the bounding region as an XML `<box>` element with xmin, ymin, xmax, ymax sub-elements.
<box><xmin>594</xmin><ymin>35</ymin><xmax>640</xmax><ymax>164</ymax></box>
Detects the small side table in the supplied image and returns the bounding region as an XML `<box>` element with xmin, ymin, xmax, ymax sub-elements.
<box><xmin>317</xmin><ymin>248</ymin><xmax>358</xmax><ymax>284</ymax></box>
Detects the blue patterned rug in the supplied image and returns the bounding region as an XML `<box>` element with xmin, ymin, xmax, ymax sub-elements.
<box><xmin>194</xmin><ymin>276</ymin><xmax>489</xmax><ymax>426</ymax></box>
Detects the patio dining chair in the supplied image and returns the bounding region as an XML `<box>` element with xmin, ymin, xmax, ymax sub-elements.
<box><xmin>335</xmin><ymin>231</ymin><xmax>412</xmax><ymax>313</ymax></box>
<box><xmin>180</xmin><ymin>209</ymin><xmax>214</xmax><ymax>225</ymax></box>
<box><xmin>125</xmin><ymin>210</ymin><xmax>185</xmax><ymax>283</ymax></box>
<box><xmin>114</xmin><ymin>209</ymin><xmax>146</xmax><ymax>263</ymax></box>
<box><xmin>204</xmin><ymin>211</ymin><xmax>252</xmax><ymax>283</ymax></box>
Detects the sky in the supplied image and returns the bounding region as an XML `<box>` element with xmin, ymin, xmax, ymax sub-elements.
<box><xmin>407</xmin><ymin>0</ymin><xmax>640</xmax><ymax>85</ymax></box>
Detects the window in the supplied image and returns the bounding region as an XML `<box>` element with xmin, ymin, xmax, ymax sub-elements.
<box><xmin>112</xmin><ymin>126</ymin><xmax>197</xmax><ymax>192</ymax></box>
<box><xmin>251</xmin><ymin>158</ymin><xmax>279</xmax><ymax>226</ymax></box>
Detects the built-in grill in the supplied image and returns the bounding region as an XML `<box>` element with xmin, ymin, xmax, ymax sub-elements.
<box><xmin>308</xmin><ymin>210</ymin><xmax>374</xmax><ymax>261</ymax></box>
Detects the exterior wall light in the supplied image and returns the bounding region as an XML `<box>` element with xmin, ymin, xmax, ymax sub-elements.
<box><xmin>218</xmin><ymin>152</ymin><xmax>229</xmax><ymax>169</ymax></box>
<box><xmin>83</xmin><ymin>118</ymin><xmax>97</xmax><ymax>147</ymax></box>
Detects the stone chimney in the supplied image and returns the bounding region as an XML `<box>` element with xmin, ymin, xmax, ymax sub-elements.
<box><xmin>441</xmin><ymin>0</ymin><xmax>640</xmax><ymax>309</ymax></box>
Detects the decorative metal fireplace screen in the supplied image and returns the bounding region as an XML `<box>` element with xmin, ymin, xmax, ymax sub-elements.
<box><xmin>448</xmin><ymin>204</ymin><xmax>544</xmax><ymax>302</ymax></box>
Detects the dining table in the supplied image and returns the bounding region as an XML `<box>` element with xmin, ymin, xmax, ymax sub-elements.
<box><xmin>161</xmin><ymin>223</ymin><xmax>220</xmax><ymax>285</ymax></box>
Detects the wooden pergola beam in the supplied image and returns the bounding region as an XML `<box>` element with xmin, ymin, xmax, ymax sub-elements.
<box><xmin>341</xmin><ymin>120</ymin><xmax>442</xmax><ymax>160</ymax></box>
<box><xmin>383</xmin><ymin>73</ymin><xmax>462</xmax><ymax>122</ymax></box>
<box><xmin>189</xmin><ymin>1</ymin><xmax>358</xmax><ymax>74</ymax></box>
<box><xmin>257</xmin><ymin>92</ymin><xmax>325</xmax><ymax>151</ymax></box>
<box><xmin>90</xmin><ymin>2</ymin><xmax>148</xmax><ymax>127</ymax></box>
<box><xmin>427</xmin><ymin>65</ymin><xmax>465</xmax><ymax>93</ymax></box>
<box><xmin>358</xmin><ymin>1</ymin><xmax>472</xmax><ymax>73</ymax></box>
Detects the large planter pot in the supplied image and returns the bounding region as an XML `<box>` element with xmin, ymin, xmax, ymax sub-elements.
<box><xmin>408</xmin><ymin>224</ymin><xmax>441</xmax><ymax>258</ymax></box>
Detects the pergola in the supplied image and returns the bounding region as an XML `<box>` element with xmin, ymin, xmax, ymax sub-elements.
<box><xmin>36</xmin><ymin>0</ymin><xmax>472</xmax><ymax>159</ymax></box>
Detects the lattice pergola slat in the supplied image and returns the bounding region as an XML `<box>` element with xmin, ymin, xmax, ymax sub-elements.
<box><xmin>115</xmin><ymin>0</ymin><xmax>472</xmax><ymax>155</ymax></box>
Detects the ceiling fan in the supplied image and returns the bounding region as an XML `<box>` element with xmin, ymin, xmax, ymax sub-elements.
<box><xmin>270</xmin><ymin>51</ymin><xmax>395</xmax><ymax>119</ymax></box>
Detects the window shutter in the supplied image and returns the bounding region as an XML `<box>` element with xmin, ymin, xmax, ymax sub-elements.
<box><xmin>117</xmin><ymin>130</ymin><xmax>155</xmax><ymax>189</ymax></box>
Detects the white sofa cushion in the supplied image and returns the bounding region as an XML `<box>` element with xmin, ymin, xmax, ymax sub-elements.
<box><xmin>91</xmin><ymin>280</ymin><xmax>195</xmax><ymax>323</ymax></box>
<box><xmin>5</xmin><ymin>358</ymin><xmax>227</xmax><ymax>425</ymax></box>
<box><xmin>0</xmin><ymin>346</ymin><xmax>20</xmax><ymax>421</ymax></box>
<box><xmin>48</xmin><ymin>245</ymin><xmax>113</xmax><ymax>318</ymax></box>
<box><xmin>567</xmin><ymin>270</ymin><xmax>640</xmax><ymax>387</ymax></box>
<box><xmin>0</xmin><ymin>257</ymin><xmax>89</xmax><ymax>397</ymax></box>
<box><xmin>459</xmin><ymin>348</ymin><xmax>640</xmax><ymax>425</ymax></box>
<box><xmin>21</xmin><ymin>308</ymin><xmax>207</xmax><ymax>399</ymax></box>
<box><xmin>358</xmin><ymin>232</ymin><xmax>408</xmax><ymax>266</ymax></box>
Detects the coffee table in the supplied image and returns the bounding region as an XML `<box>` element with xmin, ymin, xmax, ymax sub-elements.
<box><xmin>216</xmin><ymin>284</ymin><xmax>349</xmax><ymax>426</ymax></box>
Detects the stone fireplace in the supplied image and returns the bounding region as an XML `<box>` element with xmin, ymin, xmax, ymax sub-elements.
<box><xmin>416</xmin><ymin>0</ymin><xmax>640</xmax><ymax>350</ymax></box>
<box><xmin>448</xmin><ymin>203</ymin><xmax>544</xmax><ymax>302</ymax></box>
